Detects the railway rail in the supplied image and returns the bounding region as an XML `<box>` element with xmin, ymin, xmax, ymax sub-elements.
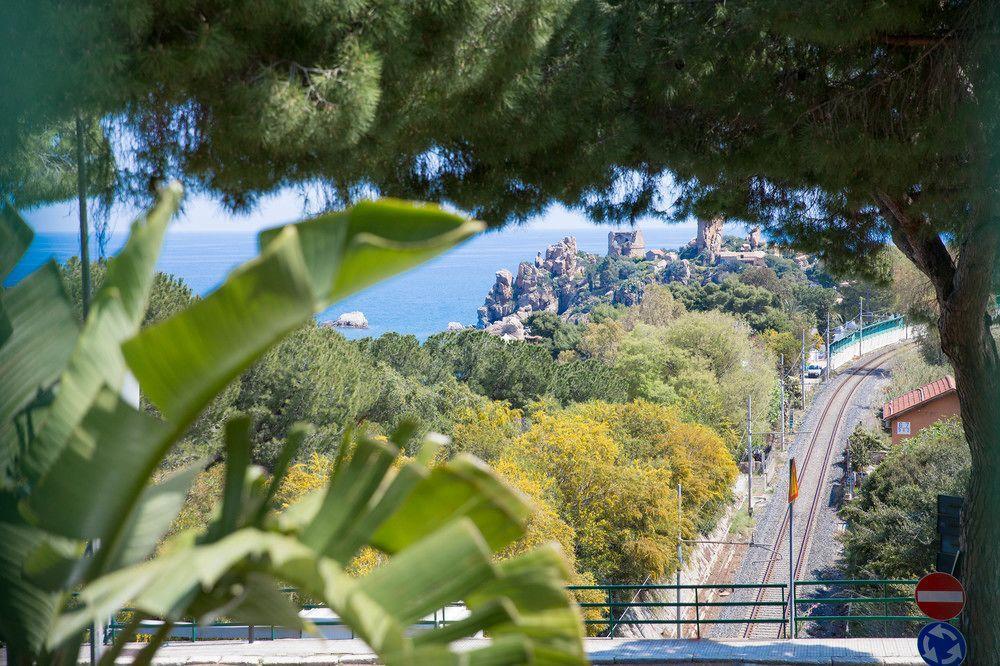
<box><xmin>741</xmin><ymin>347</ymin><xmax>901</xmax><ymax>638</ymax></box>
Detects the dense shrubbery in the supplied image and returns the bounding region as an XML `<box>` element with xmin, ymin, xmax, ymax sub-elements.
<box><xmin>840</xmin><ymin>419</ymin><xmax>969</xmax><ymax>579</ymax></box>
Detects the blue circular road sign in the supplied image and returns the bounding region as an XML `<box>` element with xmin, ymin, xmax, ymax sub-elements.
<box><xmin>918</xmin><ymin>621</ymin><xmax>967</xmax><ymax>666</ymax></box>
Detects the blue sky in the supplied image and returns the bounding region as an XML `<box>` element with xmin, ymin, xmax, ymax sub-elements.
<box><xmin>23</xmin><ymin>187</ymin><xmax>668</xmax><ymax>236</ymax></box>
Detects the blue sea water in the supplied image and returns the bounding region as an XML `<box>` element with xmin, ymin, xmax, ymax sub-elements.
<box><xmin>7</xmin><ymin>222</ymin><xmax>744</xmax><ymax>339</ymax></box>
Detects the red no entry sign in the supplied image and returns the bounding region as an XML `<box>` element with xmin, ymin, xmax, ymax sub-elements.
<box><xmin>916</xmin><ymin>572</ymin><xmax>966</xmax><ymax>621</ymax></box>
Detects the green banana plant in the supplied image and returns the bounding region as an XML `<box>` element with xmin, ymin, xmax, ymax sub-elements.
<box><xmin>0</xmin><ymin>184</ymin><xmax>586</xmax><ymax>665</ymax></box>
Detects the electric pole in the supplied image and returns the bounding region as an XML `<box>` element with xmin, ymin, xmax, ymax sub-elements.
<box><xmin>799</xmin><ymin>329</ymin><xmax>806</xmax><ymax>409</ymax></box>
<box><xmin>746</xmin><ymin>396</ymin><xmax>753</xmax><ymax>516</ymax></box>
<box><xmin>825</xmin><ymin>310</ymin><xmax>832</xmax><ymax>381</ymax></box>
<box><xmin>75</xmin><ymin>113</ymin><xmax>91</xmax><ymax>319</ymax></box>
<box><xmin>676</xmin><ymin>483</ymin><xmax>682</xmax><ymax>639</ymax></box>
<box><xmin>779</xmin><ymin>354</ymin><xmax>786</xmax><ymax>452</ymax></box>
<box><xmin>858</xmin><ymin>297</ymin><xmax>864</xmax><ymax>358</ymax></box>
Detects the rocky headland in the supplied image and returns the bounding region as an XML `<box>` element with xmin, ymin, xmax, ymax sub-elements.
<box><xmin>476</xmin><ymin>221</ymin><xmax>776</xmax><ymax>339</ymax></box>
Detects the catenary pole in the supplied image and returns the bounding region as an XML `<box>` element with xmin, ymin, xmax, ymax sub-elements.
<box><xmin>825</xmin><ymin>310</ymin><xmax>831</xmax><ymax>381</ymax></box>
<box><xmin>746</xmin><ymin>397</ymin><xmax>753</xmax><ymax>516</ymax></box>
<box><xmin>799</xmin><ymin>329</ymin><xmax>806</xmax><ymax>409</ymax></box>
<box><xmin>676</xmin><ymin>483</ymin><xmax>682</xmax><ymax>638</ymax></box>
<box><xmin>780</xmin><ymin>355</ymin><xmax>786</xmax><ymax>452</ymax></box>
<box><xmin>858</xmin><ymin>297</ymin><xmax>864</xmax><ymax>358</ymax></box>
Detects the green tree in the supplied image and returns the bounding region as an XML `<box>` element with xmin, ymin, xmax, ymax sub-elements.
<box><xmin>60</xmin><ymin>257</ymin><xmax>196</xmax><ymax>327</ymax></box>
<box><xmin>847</xmin><ymin>425</ymin><xmax>890</xmax><ymax>474</ymax></box>
<box><xmin>842</xmin><ymin>420</ymin><xmax>969</xmax><ymax>580</ymax></box>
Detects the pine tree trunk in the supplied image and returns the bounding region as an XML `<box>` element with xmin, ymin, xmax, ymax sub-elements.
<box><xmin>938</xmin><ymin>302</ymin><xmax>1000</xmax><ymax>665</ymax></box>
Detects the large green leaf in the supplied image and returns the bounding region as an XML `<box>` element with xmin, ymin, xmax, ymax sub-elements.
<box><xmin>372</xmin><ymin>455</ymin><xmax>532</xmax><ymax>554</ymax></box>
<box><xmin>23</xmin><ymin>184</ymin><xmax>180</xmax><ymax>482</ymax></box>
<box><xmin>126</xmin><ymin>200</ymin><xmax>482</xmax><ymax>428</ymax></box>
<box><xmin>23</xmin><ymin>388</ymin><xmax>172</xmax><ymax>545</ymax></box>
<box><xmin>123</xmin><ymin>225</ymin><xmax>316</xmax><ymax>426</ymax></box>
<box><xmin>259</xmin><ymin>199</ymin><xmax>485</xmax><ymax>307</ymax></box>
<box><xmin>102</xmin><ymin>461</ymin><xmax>204</xmax><ymax>571</ymax></box>
<box><xmin>0</xmin><ymin>493</ymin><xmax>59</xmax><ymax>660</ymax></box>
<box><xmin>0</xmin><ymin>200</ymin><xmax>33</xmax><ymax>281</ymax></box>
<box><xmin>0</xmin><ymin>263</ymin><xmax>78</xmax><ymax>484</ymax></box>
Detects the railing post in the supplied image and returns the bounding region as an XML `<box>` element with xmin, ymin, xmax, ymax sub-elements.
<box><xmin>694</xmin><ymin>587</ymin><xmax>701</xmax><ymax>639</ymax></box>
<box><xmin>882</xmin><ymin>581</ymin><xmax>888</xmax><ymax>637</ymax></box>
<box><xmin>248</xmin><ymin>624</ymin><xmax>254</xmax><ymax>643</ymax></box>
<box><xmin>607</xmin><ymin>588</ymin><xmax>616</xmax><ymax>638</ymax></box>
<box><xmin>781</xmin><ymin>585</ymin><xmax>787</xmax><ymax>639</ymax></box>
<box><xmin>191</xmin><ymin>619</ymin><xmax>195</xmax><ymax>642</ymax></box>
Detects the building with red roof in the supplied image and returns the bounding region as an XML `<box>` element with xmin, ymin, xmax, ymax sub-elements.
<box><xmin>882</xmin><ymin>376</ymin><xmax>960</xmax><ymax>446</ymax></box>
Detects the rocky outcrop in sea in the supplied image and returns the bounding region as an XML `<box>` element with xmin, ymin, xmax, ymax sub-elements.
<box><xmin>329</xmin><ymin>311</ymin><xmax>369</xmax><ymax>328</ymax></box>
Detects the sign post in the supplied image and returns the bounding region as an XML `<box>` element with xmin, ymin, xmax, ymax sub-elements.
<box><xmin>787</xmin><ymin>458</ymin><xmax>799</xmax><ymax>638</ymax></box>
<box><xmin>915</xmin><ymin>572</ymin><xmax>966</xmax><ymax>665</ymax></box>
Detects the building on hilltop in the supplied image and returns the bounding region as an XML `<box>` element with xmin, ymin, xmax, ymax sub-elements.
<box><xmin>608</xmin><ymin>229</ymin><xmax>646</xmax><ymax>258</ymax></box>
<box><xmin>717</xmin><ymin>250</ymin><xmax>767</xmax><ymax>266</ymax></box>
<box><xmin>882</xmin><ymin>376</ymin><xmax>960</xmax><ymax>446</ymax></box>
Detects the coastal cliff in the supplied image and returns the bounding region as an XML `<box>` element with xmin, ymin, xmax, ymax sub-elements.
<box><xmin>477</xmin><ymin>227</ymin><xmax>776</xmax><ymax>335</ymax></box>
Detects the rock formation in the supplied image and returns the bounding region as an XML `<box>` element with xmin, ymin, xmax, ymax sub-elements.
<box><xmin>330</xmin><ymin>311</ymin><xmax>368</xmax><ymax>328</ymax></box>
<box><xmin>479</xmin><ymin>237</ymin><xmax>584</xmax><ymax>327</ymax></box>
<box><xmin>695</xmin><ymin>217</ymin><xmax>724</xmax><ymax>261</ymax></box>
<box><xmin>478</xmin><ymin>269</ymin><xmax>517</xmax><ymax>325</ymax></box>
<box><xmin>484</xmin><ymin>314</ymin><xmax>526</xmax><ymax>341</ymax></box>
<box><xmin>747</xmin><ymin>226</ymin><xmax>764</xmax><ymax>249</ymax></box>
<box><xmin>608</xmin><ymin>229</ymin><xmax>646</xmax><ymax>258</ymax></box>
<box><xmin>446</xmin><ymin>321</ymin><xmax>466</xmax><ymax>331</ymax></box>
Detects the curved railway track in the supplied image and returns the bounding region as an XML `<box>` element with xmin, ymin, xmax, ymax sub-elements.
<box><xmin>741</xmin><ymin>347</ymin><xmax>902</xmax><ymax>638</ymax></box>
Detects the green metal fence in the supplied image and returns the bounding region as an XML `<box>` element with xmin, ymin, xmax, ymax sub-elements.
<box><xmin>568</xmin><ymin>583</ymin><xmax>787</xmax><ymax>639</ymax></box>
<box><xmin>792</xmin><ymin>579</ymin><xmax>927</xmax><ymax>638</ymax></box>
<box><xmin>829</xmin><ymin>315</ymin><xmax>905</xmax><ymax>356</ymax></box>
<box><xmin>102</xmin><ymin>579</ymin><xmax>929</xmax><ymax>643</ymax></box>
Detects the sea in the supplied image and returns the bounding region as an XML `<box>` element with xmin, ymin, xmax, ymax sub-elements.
<box><xmin>7</xmin><ymin>222</ymin><xmax>744</xmax><ymax>340</ymax></box>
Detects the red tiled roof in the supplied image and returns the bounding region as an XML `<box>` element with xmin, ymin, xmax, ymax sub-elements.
<box><xmin>883</xmin><ymin>376</ymin><xmax>956</xmax><ymax>420</ymax></box>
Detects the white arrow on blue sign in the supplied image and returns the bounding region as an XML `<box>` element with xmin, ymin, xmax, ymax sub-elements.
<box><xmin>918</xmin><ymin>621</ymin><xmax>967</xmax><ymax>666</ymax></box>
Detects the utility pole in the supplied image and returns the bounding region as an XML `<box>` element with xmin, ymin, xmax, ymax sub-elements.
<box><xmin>746</xmin><ymin>396</ymin><xmax>753</xmax><ymax>516</ymax></box>
<box><xmin>77</xmin><ymin>112</ymin><xmax>102</xmax><ymax>666</ymax></box>
<box><xmin>676</xmin><ymin>483</ymin><xmax>682</xmax><ymax>639</ymax></box>
<box><xmin>75</xmin><ymin>113</ymin><xmax>92</xmax><ymax>319</ymax></box>
<box><xmin>779</xmin><ymin>355</ymin><xmax>786</xmax><ymax>452</ymax></box>
<box><xmin>799</xmin><ymin>329</ymin><xmax>806</xmax><ymax>409</ymax></box>
<box><xmin>824</xmin><ymin>310</ymin><xmax>832</xmax><ymax>381</ymax></box>
<box><xmin>857</xmin><ymin>297</ymin><xmax>864</xmax><ymax>358</ymax></box>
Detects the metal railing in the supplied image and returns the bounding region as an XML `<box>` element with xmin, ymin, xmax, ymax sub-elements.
<box><xmin>99</xmin><ymin>579</ymin><xmax>928</xmax><ymax>644</ymax></box>
<box><xmin>792</xmin><ymin>579</ymin><xmax>926</xmax><ymax>637</ymax></box>
<box><xmin>568</xmin><ymin>583</ymin><xmax>787</xmax><ymax>639</ymax></box>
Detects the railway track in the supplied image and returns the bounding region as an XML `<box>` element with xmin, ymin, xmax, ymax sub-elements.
<box><xmin>741</xmin><ymin>347</ymin><xmax>901</xmax><ymax>639</ymax></box>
